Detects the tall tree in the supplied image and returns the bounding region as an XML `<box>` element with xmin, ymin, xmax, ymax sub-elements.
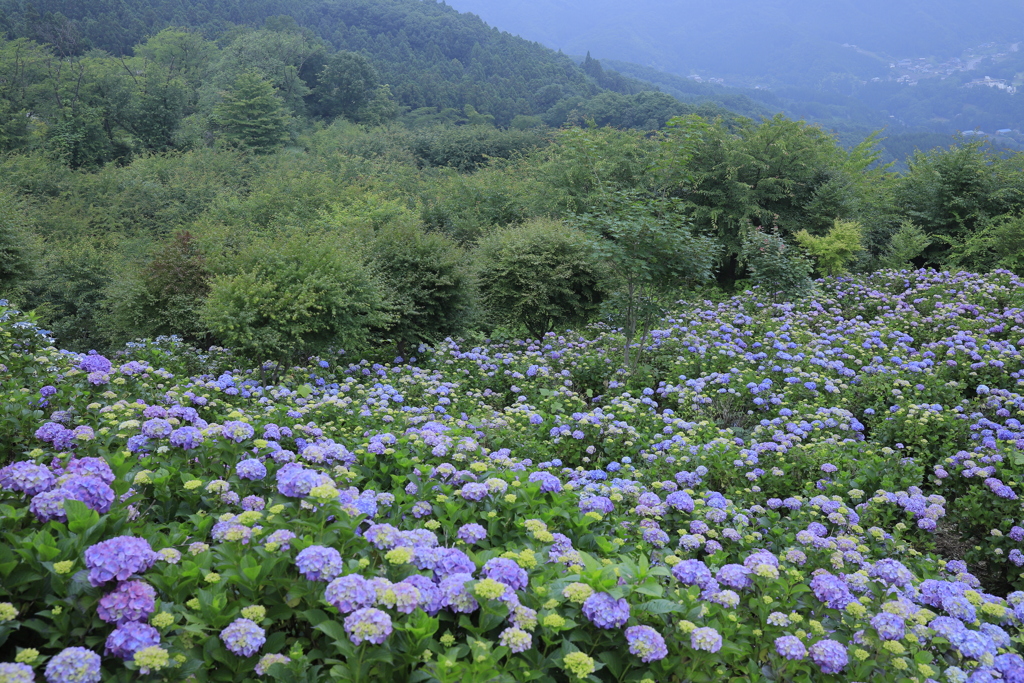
<box><xmin>212</xmin><ymin>70</ymin><xmax>289</xmax><ymax>153</ymax></box>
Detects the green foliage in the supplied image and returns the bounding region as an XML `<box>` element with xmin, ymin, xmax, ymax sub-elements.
<box><xmin>947</xmin><ymin>211</ymin><xmax>1024</xmax><ymax>275</ymax></box>
<box><xmin>408</xmin><ymin>125</ymin><xmax>548</xmax><ymax>172</ymax></box>
<box><xmin>793</xmin><ymin>219</ymin><xmax>864</xmax><ymax>276</ymax></box>
<box><xmin>200</xmin><ymin>229</ymin><xmax>391</xmax><ymax>363</ymax></box>
<box><xmin>474</xmin><ymin>218</ymin><xmax>605</xmax><ymax>340</ymax></box>
<box><xmin>659</xmin><ymin>114</ymin><xmax>855</xmax><ymax>284</ymax></box>
<box><xmin>573</xmin><ymin>195</ymin><xmax>718</xmax><ymax>368</ymax></box>
<box><xmin>0</xmin><ymin>190</ymin><xmax>37</xmax><ymax>293</ymax></box>
<box><xmin>369</xmin><ymin>222</ymin><xmax>475</xmax><ymax>354</ymax></box>
<box><xmin>739</xmin><ymin>229</ymin><xmax>814</xmax><ymax>300</ymax></box>
<box><xmin>212</xmin><ymin>70</ymin><xmax>290</xmax><ymax>153</ymax></box>
<box><xmin>100</xmin><ymin>231</ymin><xmax>212</xmax><ymax>347</ymax></box>
<box><xmin>878</xmin><ymin>220</ymin><xmax>933</xmax><ymax>270</ymax></box>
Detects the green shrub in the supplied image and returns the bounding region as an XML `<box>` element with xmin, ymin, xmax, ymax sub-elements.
<box><xmin>794</xmin><ymin>219</ymin><xmax>864</xmax><ymax>276</ymax></box>
<box><xmin>201</xmin><ymin>229</ymin><xmax>391</xmax><ymax>363</ymax></box>
<box><xmin>878</xmin><ymin>219</ymin><xmax>932</xmax><ymax>270</ymax></box>
<box><xmin>740</xmin><ymin>229</ymin><xmax>814</xmax><ymax>299</ymax></box>
<box><xmin>370</xmin><ymin>222</ymin><xmax>476</xmax><ymax>354</ymax></box>
<box><xmin>474</xmin><ymin>218</ymin><xmax>605</xmax><ymax>339</ymax></box>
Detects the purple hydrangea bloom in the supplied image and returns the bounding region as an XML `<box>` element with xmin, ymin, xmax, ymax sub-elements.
<box><xmin>672</xmin><ymin>559</ymin><xmax>712</xmax><ymax>588</ymax></box>
<box><xmin>344</xmin><ymin>607</ymin><xmax>393</xmax><ymax>645</ymax></box>
<box><xmin>952</xmin><ymin>630</ymin><xmax>997</xmax><ymax>660</ymax></box>
<box><xmin>809</xmin><ymin>572</ymin><xmax>855</xmax><ymax>610</ymax></box>
<box><xmin>581</xmin><ymin>592</ymin><xmax>630</xmax><ymax>629</ymax></box>
<box><xmin>44</xmin><ymin>647</ymin><xmax>102</xmax><ymax>683</ymax></box>
<box><xmin>169</xmin><ymin>426</ymin><xmax>204</xmax><ymax>450</ymax></box>
<box><xmin>295</xmin><ymin>545</ymin><xmax>343</xmax><ymax>582</ymax></box>
<box><xmin>380</xmin><ymin>581</ymin><xmax>423</xmax><ymax>614</ymax></box>
<box><xmin>105</xmin><ymin>621</ymin><xmax>161</xmax><ymax>659</ymax></box>
<box><xmin>78</xmin><ymin>353</ymin><xmax>112</xmax><ymax>373</ymax></box>
<box><xmin>528</xmin><ymin>471</ymin><xmax>562</xmax><ymax>493</ymax></box>
<box><xmin>869</xmin><ymin>559</ymin><xmax>913</xmax><ymax>588</ymax></box>
<box><xmin>0</xmin><ymin>663</ymin><xmax>34</xmax><ymax>683</ymax></box>
<box><xmin>29</xmin><ymin>487</ymin><xmax>75</xmax><ymax>522</ymax></box>
<box><xmin>942</xmin><ymin>595</ymin><xmax>977</xmax><ymax>623</ymax></box>
<box><xmin>870</xmin><ymin>612</ymin><xmax>905</xmax><ymax>640</ymax></box>
<box><xmin>220</xmin><ymin>618</ymin><xmax>266</xmax><ymax>657</ymax></box>
<box><xmin>264</xmin><ymin>529</ymin><xmax>296</xmax><ymax>551</ymax></box>
<box><xmin>84</xmin><ymin>536</ymin><xmax>158</xmax><ymax>586</ymax></box>
<box><xmin>808</xmin><ymin>639</ymin><xmax>848</xmax><ymax>674</ymax></box>
<box><xmin>482</xmin><ymin>557</ymin><xmax>528</xmax><ymax>590</ymax></box>
<box><xmin>666</xmin><ymin>490</ymin><xmax>695</xmax><ymax>512</ymax></box>
<box><xmin>404</xmin><ymin>574</ymin><xmax>443</xmax><ymax>614</ymax></box>
<box><xmin>439</xmin><ymin>572</ymin><xmax>479</xmax><ymax>613</ymax></box>
<box><xmin>434</xmin><ymin>547</ymin><xmax>475</xmax><ymax>580</ymax></box>
<box><xmin>929</xmin><ymin>615</ymin><xmax>968</xmax><ymax>640</ymax></box>
<box><xmin>716</xmin><ymin>564</ymin><xmax>753</xmax><ymax>590</ymax></box>
<box><xmin>97</xmin><ymin>580</ymin><xmax>157</xmax><ymax>624</ymax></box>
<box><xmin>59</xmin><ymin>475</ymin><xmax>115</xmax><ymax>514</ymax></box>
<box><xmin>625</xmin><ymin>625</ymin><xmax>668</xmax><ymax>662</ymax></box>
<box><xmin>775</xmin><ymin>635</ymin><xmax>807</xmax><ymax>660</ymax></box>
<box><xmin>1</xmin><ymin>461</ymin><xmax>55</xmax><ymax>496</ymax></box>
<box><xmin>276</xmin><ymin>463</ymin><xmax>324</xmax><ymax>498</ymax></box>
<box><xmin>690</xmin><ymin>626</ymin><xmax>723</xmax><ymax>653</ymax></box>
<box><xmin>457</xmin><ymin>523</ymin><xmax>487</xmax><ymax>544</ymax></box>
<box><xmin>141</xmin><ymin>418</ymin><xmax>172</xmax><ymax>439</ymax></box>
<box><xmin>66</xmin><ymin>457</ymin><xmax>114</xmax><ymax>484</ymax></box>
<box><xmin>580</xmin><ymin>496</ymin><xmax>614</xmax><ymax>514</ymax></box>
<box><xmin>236</xmin><ymin>458</ymin><xmax>267</xmax><ymax>481</ymax></box>
<box><xmin>222</xmin><ymin>421</ymin><xmax>255</xmax><ymax>443</ymax></box>
<box><xmin>241</xmin><ymin>495</ymin><xmax>265</xmax><ymax>511</ymax></box>
<box><xmin>325</xmin><ymin>574</ymin><xmax>377</xmax><ymax>614</ymax></box>
<box><xmin>459</xmin><ymin>483</ymin><xmax>489</xmax><ymax>501</ymax></box>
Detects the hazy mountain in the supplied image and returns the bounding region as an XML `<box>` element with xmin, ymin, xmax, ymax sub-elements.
<box><xmin>443</xmin><ymin>0</ymin><xmax>1024</xmax><ymax>87</ymax></box>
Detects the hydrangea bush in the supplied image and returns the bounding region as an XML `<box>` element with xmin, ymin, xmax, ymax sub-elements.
<box><xmin>2</xmin><ymin>269</ymin><xmax>1024</xmax><ymax>681</ymax></box>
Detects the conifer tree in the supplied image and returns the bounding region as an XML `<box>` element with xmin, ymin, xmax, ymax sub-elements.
<box><xmin>212</xmin><ymin>70</ymin><xmax>290</xmax><ymax>153</ymax></box>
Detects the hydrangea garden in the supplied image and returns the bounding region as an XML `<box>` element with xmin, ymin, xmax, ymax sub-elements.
<box><xmin>2</xmin><ymin>268</ymin><xmax>1024</xmax><ymax>682</ymax></box>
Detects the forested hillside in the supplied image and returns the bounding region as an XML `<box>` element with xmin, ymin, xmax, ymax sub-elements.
<box><xmin>2</xmin><ymin>0</ymin><xmax>1024</xmax><ymax>365</ymax></box>
<box><xmin>0</xmin><ymin>0</ymin><xmax>744</xmax><ymax>130</ymax></box>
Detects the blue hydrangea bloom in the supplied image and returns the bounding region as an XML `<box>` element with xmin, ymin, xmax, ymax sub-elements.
<box><xmin>581</xmin><ymin>592</ymin><xmax>630</xmax><ymax>629</ymax></box>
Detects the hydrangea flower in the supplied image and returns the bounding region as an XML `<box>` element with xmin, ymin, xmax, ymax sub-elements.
<box><xmin>344</xmin><ymin>608</ymin><xmax>393</xmax><ymax>645</ymax></box>
<box><xmin>0</xmin><ymin>461</ymin><xmax>55</xmax><ymax>496</ymax></box>
<box><xmin>672</xmin><ymin>559</ymin><xmax>712</xmax><ymax>587</ymax></box>
<box><xmin>105</xmin><ymin>621</ymin><xmax>161</xmax><ymax>659</ymax></box>
<box><xmin>220</xmin><ymin>618</ymin><xmax>266</xmax><ymax>657</ymax></box>
<box><xmin>44</xmin><ymin>647</ymin><xmax>102</xmax><ymax>683</ymax></box>
<box><xmin>84</xmin><ymin>536</ymin><xmax>158</xmax><ymax>586</ymax></box>
<box><xmin>775</xmin><ymin>635</ymin><xmax>806</xmax><ymax>660</ymax></box>
<box><xmin>690</xmin><ymin>627</ymin><xmax>723</xmax><ymax>653</ymax></box>
<box><xmin>169</xmin><ymin>426</ymin><xmax>204</xmax><ymax>450</ymax></box>
<box><xmin>256</xmin><ymin>653</ymin><xmax>291</xmax><ymax>675</ymax></box>
<box><xmin>625</xmin><ymin>625</ymin><xmax>667</xmax><ymax>662</ymax></box>
<box><xmin>499</xmin><ymin>626</ymin><xmax>533</xmax><ymax>653</ymax></box>
<box><xmin>870</xmin><ymin>612</ymin><xmax>905</xmax><ymax>641</ymax></box>
<box><xmin>457</xmin><ymin>523</ymin><xmax>487</xmax><ymax>544</ymax></box>
<box><xmin>482</xmin><ymin>557</ymin><xmax>528</xmax><ymax>590</ymax></box>
<box><xmin>236</xmin><ymin>458</ymin><xmax>267</xmax><ymax>481</ymax></box>
<box><xmin>325</xmin><ymin>574</ymin><xmax>377</xmax><ymax>614</ymax></box>
<box><xmin>0</xmin><ymin>663</ymin><xmax>35</xmax><ymax>683</ymax></box>
<box><xmin>295</xmin><ymin>545</ymin><xmax>343</xmax><ymax>582</ymax></box>
<box><xmin>97</xmin><ymin>581</ymin><xmax>157</xmax><ymax>624</ymax></box>
<box><xmin>439</xmin><ymin>573</ymin><xmax>479</xmax><ymax>613</ymax></box>
<box><xmin>581</xmin><ymin>592</ymin><xmax>630</xmax><ymax>629</ymax></box>
<box><xmin>808</xmin><ymin>639</ymin><xmax>848</xmax><ymax>674</ymax></box>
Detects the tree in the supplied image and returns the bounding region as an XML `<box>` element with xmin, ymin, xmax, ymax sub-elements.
<box><xmin>212</xmin><ymin>70</ymin><xmax>290</xmax><ymax>153</ymax></box>
<box><xmin>201</xmin><ymin>229</ymin><xmax>391</xmax><ymax>364</ymax></box>
<box><xmin>370</xmin><ymin>222</ymin><xmax>475</xmax><ymax>355</ymax></box>
<box><xmin>0</xmin><ymin>190</ymin><xmax>36</xmax><ymax>294</ymax></box>
<box><xmin>573</xmin><ymin>194</ymin><xmax>718</xmax><ymax>369</ymax></box>
<box><xmin>474</xmin><ymin>218</ymin><xmax>605</xmax><ymax>340</ymax></box>
<box><xmin>794</xmin><ymin>219</ymin><xmax>864</xmax><ymax>276</ymax></box>
<box><xmin>739</xmin><ymin>228</ymin><xmax>814</xmax><ymax>301</ymax></box>
<box><xmin>309</xmin><ymin>51</ymin><xmax>381</xmax><ymax>121</ymax></box>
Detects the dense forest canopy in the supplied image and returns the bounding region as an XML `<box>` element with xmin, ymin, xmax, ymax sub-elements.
<box><xmin>2</xmin><ymin>0</ymin><xmax>1024</xmax><ymax>363</ymax></box>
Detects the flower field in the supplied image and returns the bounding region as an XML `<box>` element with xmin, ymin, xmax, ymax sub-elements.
<box><xmin>3</xmin><ymin>268</ymin><xmax>1024</xmax><ymax>682</ymax></box>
